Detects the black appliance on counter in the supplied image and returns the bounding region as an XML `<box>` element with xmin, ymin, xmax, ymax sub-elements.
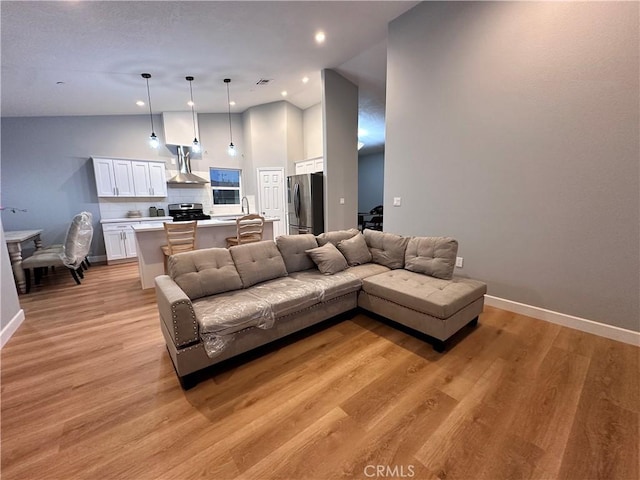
<box><xmin>168</xmin><ymin>203</ymin><xmax>211</xmax><ymax>222</ymax></box>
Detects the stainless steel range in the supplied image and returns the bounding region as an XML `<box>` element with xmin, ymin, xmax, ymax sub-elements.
<box><xmin>168</xmin><ymin>203</ymin><xmax>211</xmax><ymax>222</ymax></box>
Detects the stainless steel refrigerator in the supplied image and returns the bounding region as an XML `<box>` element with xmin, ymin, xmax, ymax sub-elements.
<box><xmin>287</xmin><ymin>173</ymin><xmax>324</xmax><ymax>235</ymax></box>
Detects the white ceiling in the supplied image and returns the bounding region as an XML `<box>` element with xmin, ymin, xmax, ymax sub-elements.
<box><xmin>1</xmin><ymin>1</ymin><xmax>418</xmax><ymax>153</ymax></box>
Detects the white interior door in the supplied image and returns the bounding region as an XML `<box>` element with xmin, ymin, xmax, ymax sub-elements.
<box><xmin>257</xmin><ymin>167</ymin><xmax>286</xmax><ymax>238</ymax></box>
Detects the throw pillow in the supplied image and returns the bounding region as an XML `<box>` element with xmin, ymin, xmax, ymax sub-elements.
<box><xmin>337</xmin><ymin>232</ymin><xmax>372</xmax><ymax>266</ymax></box>
<box><xmin>316</xmin><ymin>228</ymin><xmax>360</xmax><ymax>246</ymax></box>
<box><xmin>305</xmin><ymin>242</ymin><xmax>348</xmax><ymax>275</ymax></box>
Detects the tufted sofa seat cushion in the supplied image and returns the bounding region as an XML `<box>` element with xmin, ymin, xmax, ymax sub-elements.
<box><xmin>290</xmin><ymin>269</ymin><xmax>362</xmax><ymax>302</ymax></box>
<box><xmin>248</xmin><ymin>277</ymin><xmax>322</xmax><ymax>317</ymax></box>
<box><xmin>193</xmin><ymin>290</ymin><xmax>272</xmax><ymax>335</ymax></box>
<box><xmin>346</xmin><ymin>263</ymin><xmax>391</xmax><ymax>280</ymax></box>
<box><xmin>362</xmin><ymin>270</ymin><xmax>487</xmax><ymax>319</ymax></box>
<box><xmin>229</xmin><ymin>241</ymin><xmax>288</xmax><ymax>288</ymax></box>
<box><xmin>169</xmin><ymin>248</ymin><xmax>243</xmax><ymax>300</ymax></box>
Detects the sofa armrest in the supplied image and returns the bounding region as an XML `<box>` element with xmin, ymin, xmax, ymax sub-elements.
<box><xmin>155</xmin><ymin>275</ymin><xmax>199</xmax><ymax>348</ymax></box>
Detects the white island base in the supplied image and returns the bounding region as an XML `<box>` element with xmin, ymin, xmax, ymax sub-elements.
<box><xmin>132</xmin><ymin>218</ymin><xmax>276</xmax><ymax>289</ymax></box>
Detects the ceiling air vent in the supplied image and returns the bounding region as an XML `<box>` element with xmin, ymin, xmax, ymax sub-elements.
<box><xmin>256</xmin><ymin>78</ymin><xmax>272</xmax><ymax>85</ymax></box>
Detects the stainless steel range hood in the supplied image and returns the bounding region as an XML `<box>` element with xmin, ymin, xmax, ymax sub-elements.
<box><xmin>167</xmin><ymin>145</ymin><xmax>209</xmax><ymax>184</ymax></box>
<box><xmin>162</xmin><ymin>112</ymin><xmax>209</xmax><ymax>184</ymax></box>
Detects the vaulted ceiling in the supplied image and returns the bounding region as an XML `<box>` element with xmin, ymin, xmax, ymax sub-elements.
<box><xmin>1</xmin><ymin>1</ymin><xmax>418</xmax><ymax>152</ymax></box>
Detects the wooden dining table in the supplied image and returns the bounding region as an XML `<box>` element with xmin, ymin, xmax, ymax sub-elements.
<box><xmin>5</xmin><ymin>229</ymin><xmax>43</xmax><ymax>293</ymax></box>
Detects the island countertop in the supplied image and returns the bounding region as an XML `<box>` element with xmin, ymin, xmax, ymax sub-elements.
<box><xmin>131</xmin><ymin>216</ymin><xmax>279</xmax><ymax>232</ymax></box>
<box><xmin>132</xmin><ymin>216</ymin><xmax>278</xmax><ymax>289</ymax></box>
<box><xmin>101</xmin><ymin>216</ymin><xmax>173</xmax><ymax>224</ymax></box>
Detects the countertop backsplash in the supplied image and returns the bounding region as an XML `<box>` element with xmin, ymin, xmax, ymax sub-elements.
<box><xmin>97</xmin><ymin>185</ymin><xmax>213</xmax><ymax>220</ymax></box>
<box><xmin>97</xmin><ymin>186</ymin><xmax>261</xmax><ymax>221</ymax></box>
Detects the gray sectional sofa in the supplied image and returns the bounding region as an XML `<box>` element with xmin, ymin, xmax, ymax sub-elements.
<box><xmin>155</xmin><ymin>228</ymin><xmax>487</xmax><ymax>388</ymax></box>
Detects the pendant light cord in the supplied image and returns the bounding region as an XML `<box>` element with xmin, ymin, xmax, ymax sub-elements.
<box><xmin>188</xmin><ymin>78</ymin><xmax>198</xmax><ymax>139</ymax></box>
<box><xmin>144</xmin><ymin>76</ymin><xmax>155</xmax><ymax>134</ymax></box>
<box><xmin>226</xmin><ymin>80</ymin><xmax>233</xmax><ymax>144</ymax></box>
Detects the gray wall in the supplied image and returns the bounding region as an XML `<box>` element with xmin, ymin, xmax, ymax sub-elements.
<box><xmin>1</xmin><ymin>115</ymin><xmax>159</xmax><ymax>256</ymax></box>
<box><xmin>303</xmin><ymin>103</ymin><xmax>323</xmax><ymax>160</ymax></box>
<box><xmin>243</xmin><ymin>101</ymin><xmax>303</xmax><ymax>195</ymax></box>
<box><xmin>322</xmin><ymin>69</ymin><xmax>359</xmax><ymax>231</ymax></box>
<box><xmin>386</xmin><ymin>2</ymin><xmax>639</xmax><ymax>331</ymax></box>
<box><xmin>358</xmin><ymin>150</ymin><xmax>384</xmax><ymax>213</ymax></box>
<box><xmin>0</xmin><ymin>113</ymin><xmax>246</xmax><ymax>257</ymax></box>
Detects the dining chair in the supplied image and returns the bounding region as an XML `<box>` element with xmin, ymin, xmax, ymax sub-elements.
<box><xmin>161</xmin><ymin>221</ymin><xmax>198</xmax><ymax>273</ymax></box>
<box><xmin>362</xmin><ymin>205</ymin><xmax>383</xmax><ymax>231</ymax></box>
<box><xmin>22</xmin><ymin>211</ymin><xmax>93</xmax><ymax>292</ymax></box>
<box><xmin>225</xmin><ymin>214</ymin><xmax>265</xmax><ymax>247</ymax></box>
<box><xmin>33</xmin><ymin>211</ymin><xmax>94</xmax><ymax>269</ymax></box>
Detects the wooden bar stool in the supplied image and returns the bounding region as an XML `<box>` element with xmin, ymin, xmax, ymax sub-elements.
<box><xmin>161</xmin><ymin>221</ymin><xmax>197</xmax><ymax>273</ymax></box>
<box><xmin>226</xmin><ymin>214</ymin><xmax>264</xmax><ymax>247</ymax></box>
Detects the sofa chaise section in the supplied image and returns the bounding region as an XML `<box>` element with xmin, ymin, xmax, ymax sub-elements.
<box><xmin>356</xmin><ymin>233</ymin><xmax>486</xmax><ymax>351</ymax></box>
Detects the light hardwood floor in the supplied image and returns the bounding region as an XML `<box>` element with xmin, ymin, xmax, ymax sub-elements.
<box><xmin>2</xmin><ymin>262</ymin><xmax>638</xmax><ymax>480</ymax></box>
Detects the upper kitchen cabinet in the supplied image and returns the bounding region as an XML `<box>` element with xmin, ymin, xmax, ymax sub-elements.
<box><xmin>294</xmin><ymin>157</ymin><xmax>324</xmax><ymax>174</ymax></box>
<box><xmin>131</xmin><ymin>161</ymin><xmax>167</xmax><ymax>197</ymax></box>
<box><xmin>93</xmin><ymin>157</ymin><xmax>135</xmax><ymax>197</ymax></box>
<box><xmin>92</xmin><ymin>157</ymin><xmax>167</xmax><ymax>198</ymax></box>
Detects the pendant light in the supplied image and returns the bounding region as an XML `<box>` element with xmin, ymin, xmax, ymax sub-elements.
<box><xmin>224</xmin><ymin>78</ymin><xmax>236</xmax><ymax>157</ymax></box>
<box><xmin>186</xmin><ymin>76</ymin><xmax>201</xmax><ymax>153</ymax></box>
<box><xmin>141</xmin><ymin>73</ymin><xmax>159</xmax><ymax>148</ymax></box>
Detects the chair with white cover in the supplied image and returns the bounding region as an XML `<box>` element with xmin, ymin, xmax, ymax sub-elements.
<box><xmin>32</xmin><ymin>212</ymin><xmax>94</xmax><ymax>269</ymax></box>
<box><xmin>225</xmin><ymin>214</ymin><xmax>265</xmax><ymax>247</ymax></box>
<box><xmin>161</xmin><ymin>221</ymin><xmax>198</xmax><ymax>273</ymax></box>
<box><xmin>22</xmin><ymin>211</ymin><xmax>93</xmax><ymax>292</ymax></box>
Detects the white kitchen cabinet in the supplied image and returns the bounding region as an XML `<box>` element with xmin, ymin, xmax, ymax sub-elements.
<box><xmin>294</xmin><ymin>158</ymin><xmax>323</xmax><ymax>174</ymax></box>
<box><xmin>295</xmin><ymin>160</ymin><xmax>313</xmax><ymax>174</ymax></box>
<box><xmin>93</xmin><ymin>158</ymin><xmax>135</xmax><ymax>197</ymax></box>
<box><xmin>148</xmin><ymin>162</ymin><xmax>168</xmax><ymax>197</ymax></box>
<box><xmin>103</xmin><ymin>223</ymin><xmax>138</xmax><ymax>263</ymax></box>
<box><xmin>93</xmin><ymin>157</ymin><xmax>166</xmax><ymax>198</ymax></box>
<box><xmin>131</xmin><ymin>161</ymin><xmax>167</xmax><ymax>197</ymax></box>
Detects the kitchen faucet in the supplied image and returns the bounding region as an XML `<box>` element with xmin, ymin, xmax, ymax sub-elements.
<box><xmin>241</xmin><ymin>196</ymin><xmax>249</xmax><ymax>214</ymax></box>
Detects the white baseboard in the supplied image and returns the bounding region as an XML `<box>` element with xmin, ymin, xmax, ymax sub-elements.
<box><xmin>484</xmin><ymin>295</ymin><xmax>639</xmax><ymax>347</ymax></box>
<box><xmin>1</xmin><ymin>308</ymin><xmax>25</xmax><ymax>349</ymax></box>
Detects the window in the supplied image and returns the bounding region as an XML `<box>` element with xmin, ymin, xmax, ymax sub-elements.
<box><xmin>210</xmin><ymin>168</ymin><xmax>242</xmax><ymax>205</ymax></box>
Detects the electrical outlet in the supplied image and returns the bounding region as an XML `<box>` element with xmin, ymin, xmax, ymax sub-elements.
<box><xmin>393</xmin><ymin>197</ymin><xmax>401</xmax><ymax>207</ymax></box>
<box><xmin>339</xmin><ymin>197</ymin><xmax>345</xmax><ymax>205</ymax></box>
<box><xmin>455</xmin><ymin>257</ymin><xmax>464</xmax><ymax>268</ymax></box>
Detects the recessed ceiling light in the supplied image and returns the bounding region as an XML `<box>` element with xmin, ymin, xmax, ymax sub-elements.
<box><xmin>302</xmin><ymin>76</ymin><xmax>309</xmax><ymax>84</ymax></box>
<box><xmin>187</xmin><ymin>100</ymin><xmax>194</xmax><ymax>107</ymax></box>
<box><xmin>229</xmin><ymin>101</ymin><xmax>236</xmax><ymax>106</ymax></box>
<box><xmin>281</xmin><ymin>91</ymin><xmax>288</xmax><ymax>97</ymax></box>
<box><xmin>136</xmin><ymin>100</ymin><xmax>145</xmax><ymax>107</ymax></box>
<box><xmin>315</xmin><ymin>31</ymin><xmax>326</xmax><ymax>44</ymax></box>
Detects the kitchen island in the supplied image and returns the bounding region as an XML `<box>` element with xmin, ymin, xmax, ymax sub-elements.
<box><xmin>132</xmin><ymin>217</ymin><xmax>277</xmax><ymax>289</ymax></box>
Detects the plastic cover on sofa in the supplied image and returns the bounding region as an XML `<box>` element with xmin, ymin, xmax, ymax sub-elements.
<box><xmin>193</xmin><ymin>290</ymin><xmax>274</xmax><ymax>357</ymax></box>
